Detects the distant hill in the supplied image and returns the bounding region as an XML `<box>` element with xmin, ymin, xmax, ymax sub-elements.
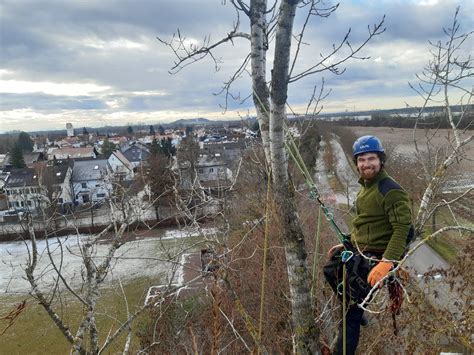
<box><xmin>169</xmin><ymin>118</ymin><xmax>212</xmax><ymax>126</ymax></box>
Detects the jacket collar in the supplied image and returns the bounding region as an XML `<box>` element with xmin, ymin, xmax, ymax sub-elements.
<box><xmin>358</xmin><ymin>169</ymin><xmax>388</xmax><ymax>189</ymax></box>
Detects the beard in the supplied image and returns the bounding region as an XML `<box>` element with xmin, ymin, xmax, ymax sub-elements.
<box><xmin>359</xmin><ymin>167</ymin><xmax>379</xmax><ymax>180</ymax></box>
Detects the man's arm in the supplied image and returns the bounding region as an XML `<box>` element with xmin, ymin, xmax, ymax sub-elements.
<box><xmin>382</xmin><ymin>189</ymin><xmax>412</xmax><ymax>261</ymax></box>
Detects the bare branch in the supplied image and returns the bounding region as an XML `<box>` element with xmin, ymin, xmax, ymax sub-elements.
<box><xmin>289</xmin><ymin>16</ymin><xmax>386</xmax><ymax>82</ymax></box>
<box><xmin>157</xmin><ymin>11</ymin><xmax>250</xmax><ymax>74</ymax></box>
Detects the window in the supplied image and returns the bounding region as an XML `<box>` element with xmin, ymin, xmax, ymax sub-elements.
<box><xmin>209</xmin><ymin>168</ymin><xmax>214</xmax><ymax>173</ymax></box>
<box><xmin>58</xmin><ymin>198</ymin><xmax>63</xmax><ymax>203</ymax></box>
<box><xmin>27</xmin><ymin>200</ymin><xmax>32</xmax><ymax>206</ymax></box>
<box><xmin>81</xmin><ymin>182</ymin><xmax>87</xmax><ymax>188</ymax></box>
<box><xmin>96</xmin><ymin>193</ymin><xmax>105</xmax><ymax>198</ymax></box>
<box><xmin>198</xmin><ymin>169</ymin><xmax>203</xmax><ymax>174</ymax></box>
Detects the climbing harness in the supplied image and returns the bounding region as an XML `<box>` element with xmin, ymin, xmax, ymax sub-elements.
<box><xmin>323</xmin><ymin>247</ymin><xmax>376</xmax><ymax>305</ymax></box>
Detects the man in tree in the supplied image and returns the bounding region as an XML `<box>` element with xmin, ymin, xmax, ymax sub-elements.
<box><xmin>325</xmin><ymin>135</ymin><xmax>413</xmax><ymax>354</ymax></box>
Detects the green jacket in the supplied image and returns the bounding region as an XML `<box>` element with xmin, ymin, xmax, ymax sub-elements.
<box><xmin>351</xmin><ymin>169</ymin><xmax>413</xmax><ymax>261</ymax></box>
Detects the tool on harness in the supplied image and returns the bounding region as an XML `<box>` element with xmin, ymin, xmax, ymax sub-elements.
<box><xmin>341</xmin><ymin>250</ymin><xmax>353</xmax><ymax>263</ymax></box>
<box><xmin>323</xmin><ymin>245</ymin><xmax>376</xmax><ymax>305</ymax></box>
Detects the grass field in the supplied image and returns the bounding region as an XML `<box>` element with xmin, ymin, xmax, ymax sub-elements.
<box><xmin>0</xmin><ymin>231</ymin><xmax>209</xmax><ymax>354</ymax></box>
<box><xmin>1</xmin><ymin>276</ymin><xmax>158</xmax><ymax>354</ymax></box>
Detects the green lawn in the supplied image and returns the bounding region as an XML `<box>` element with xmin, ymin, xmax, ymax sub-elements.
<box><xmin>1</xmin><ymin>276</ymin><xmax>159</xmax><ymax>354</ymax></box>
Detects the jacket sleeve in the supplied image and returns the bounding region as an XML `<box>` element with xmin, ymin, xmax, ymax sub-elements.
<box><xmin>382</xmin><ymin>189</ymin><xmax>412</xmax><ymax>261</ymax></box>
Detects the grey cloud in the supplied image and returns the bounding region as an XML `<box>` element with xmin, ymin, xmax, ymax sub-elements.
<box><xmin>1</xmin><ymin>0</ymin><xmax>472</xmax><ymax>132</ymax></box>
<box><xmin>0</xmin><ymin>93</ymin><xmax>108</xmax><ymax>111</ymax></box>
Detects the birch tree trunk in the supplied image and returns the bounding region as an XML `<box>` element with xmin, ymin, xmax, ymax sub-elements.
<box><xmin>250</xmin><ymin>0</ymin><xmax>271</xmax><ymax>163</ymax></box>
<box><xmin>253</xmin><ymin>0</ymin><xmax>318</xmax><ymax>352</ymax></box>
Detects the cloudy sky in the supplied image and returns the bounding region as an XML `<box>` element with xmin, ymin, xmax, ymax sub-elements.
<box><xmin>0</xmin><ymin>0</ymin><xmax>472</xmax><ymax>133</ymax></box>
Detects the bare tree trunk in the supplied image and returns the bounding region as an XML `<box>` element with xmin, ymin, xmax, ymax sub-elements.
<box><xmin>267</xmin><ymin>1</ymin><xmax>318</xmax><ymax>352</ymax></box>
<box><xmin>250</xmin><ymin>0</ymin><xmax>271</xmax><ymax>163</ymax></box>
<box><xmin>249</xmin><ymin>0</ymin><xmax>318</xmax><ymax>351</ymax></box>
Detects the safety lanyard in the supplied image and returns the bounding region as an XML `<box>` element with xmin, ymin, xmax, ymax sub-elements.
<box><xmin>284</xmin><ymin>125</ymin><xmax>350</xmax><ymax>247</ymax></box>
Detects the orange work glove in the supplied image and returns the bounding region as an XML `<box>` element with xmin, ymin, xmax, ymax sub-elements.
<box><xmin>367</xmin><ymin>260</ymin><xmax>393</xmax><ymax>287</ymax></box>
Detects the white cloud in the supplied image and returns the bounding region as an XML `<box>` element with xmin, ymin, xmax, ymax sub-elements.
<box><xmin>416</xmin><ymin>0</ymin><xmax>439</xmax><ymax>6</ymax></box>
<box><xmin>80</xmin><ymin>37</ymin><xmax>149</xmax><ymax>51</ymax></box>
<box><xmin>0</xmin><ymin>69</ymin><xmax>14</xmax><ymax>78</ymax></box>
<box><xmin>105</xmin><ymin>99</ymin><xmax>122</xmax><ymax>109</ymax></box>
<box><xmin>131</xmin><ymin>90</ymin><xmax>169</xmax><ymax>96</ymax></box>
<box><xmin>0</xmin><ymin>80</ymin><xmax>110</xmax><ymax>96</ymax></box>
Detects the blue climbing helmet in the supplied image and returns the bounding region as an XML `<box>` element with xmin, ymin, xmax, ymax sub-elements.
<box><xmin>352</xmin><ymin>135</ymin><xmax>386</xmax><ymax>163</ymax></box>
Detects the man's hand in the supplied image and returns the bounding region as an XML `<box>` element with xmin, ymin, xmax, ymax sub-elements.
<box><xmin>327</xmin><ymin>244</ymin><xmax>344</xmax><ymax>258</ymax></box>
<box><xmin>367</xmin><ymin>259</ymin><xmax>393</xmax><ymax>287</ymax></box>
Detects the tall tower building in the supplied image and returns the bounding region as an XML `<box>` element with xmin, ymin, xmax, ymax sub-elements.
<box><xmin>66</xmin><ymin>123</ymin><xmax>74</xmax><ymax>137</ymax></box>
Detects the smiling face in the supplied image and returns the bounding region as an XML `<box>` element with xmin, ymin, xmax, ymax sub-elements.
<box><xmin>356</xmin><ymin>152</ymin><xmax>381</xmax><ymax>181</ymax></box>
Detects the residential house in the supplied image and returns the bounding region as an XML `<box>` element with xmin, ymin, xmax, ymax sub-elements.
<box><xmin>0</xmin><ymin>154</ymin><xmax>11</xmax><ymax>171</ymax></box>
<box><xmin>107</xmin><ymin>150</ymin><xmax>134</xmax><ymax>182</ymax></box>
<box><xmin>55</xmin><ymin>136</ymin><xmax>82</xmax><ymax>148</ymax></box>
<box><xmin>23</xmin><ymin>152</ymin><xmax>46</xmax><ymax>167</ymax></box>
<box><xmin>4</xmin><ymin>163</ymin><xmax>73</xmax><ymax>212</ymax></box>
<box><xmin>196</xmin><ymin>154</ymin><xmax>233</xmax><ymax>194</ymax></box>
<box><xmin>49</xmin><ymin>147</ymin><xmax>98</xmax><ymax>161</ymax></box>
<box><xmin>121</xmin><ymin>142</ymin><xmax>150</xmax><ymax>169</ymax></box>
<box><xmin>200</xmin><ymin>140</ymin><xmax>247</xmax><ymax>170</ymax></box>
<box><xmin>0</xmin><ymin>152</ymin><xmax>45</xmax><ymax>170</ymax></box>
<box><xmin>71</xmin><ymin>159</ymin><xmax>111</xmax><ymax>204</ymax></box>
<box><xmin>33</xmin><ymin>137</ymin><xmax>50</xmax><ymax>153</ymax></box>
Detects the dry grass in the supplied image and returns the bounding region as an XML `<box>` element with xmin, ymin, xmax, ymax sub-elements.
<box><xmin>350</xmin><ymin>127</ymin><xmax>474</xmax><ymax>171</ymax></box>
